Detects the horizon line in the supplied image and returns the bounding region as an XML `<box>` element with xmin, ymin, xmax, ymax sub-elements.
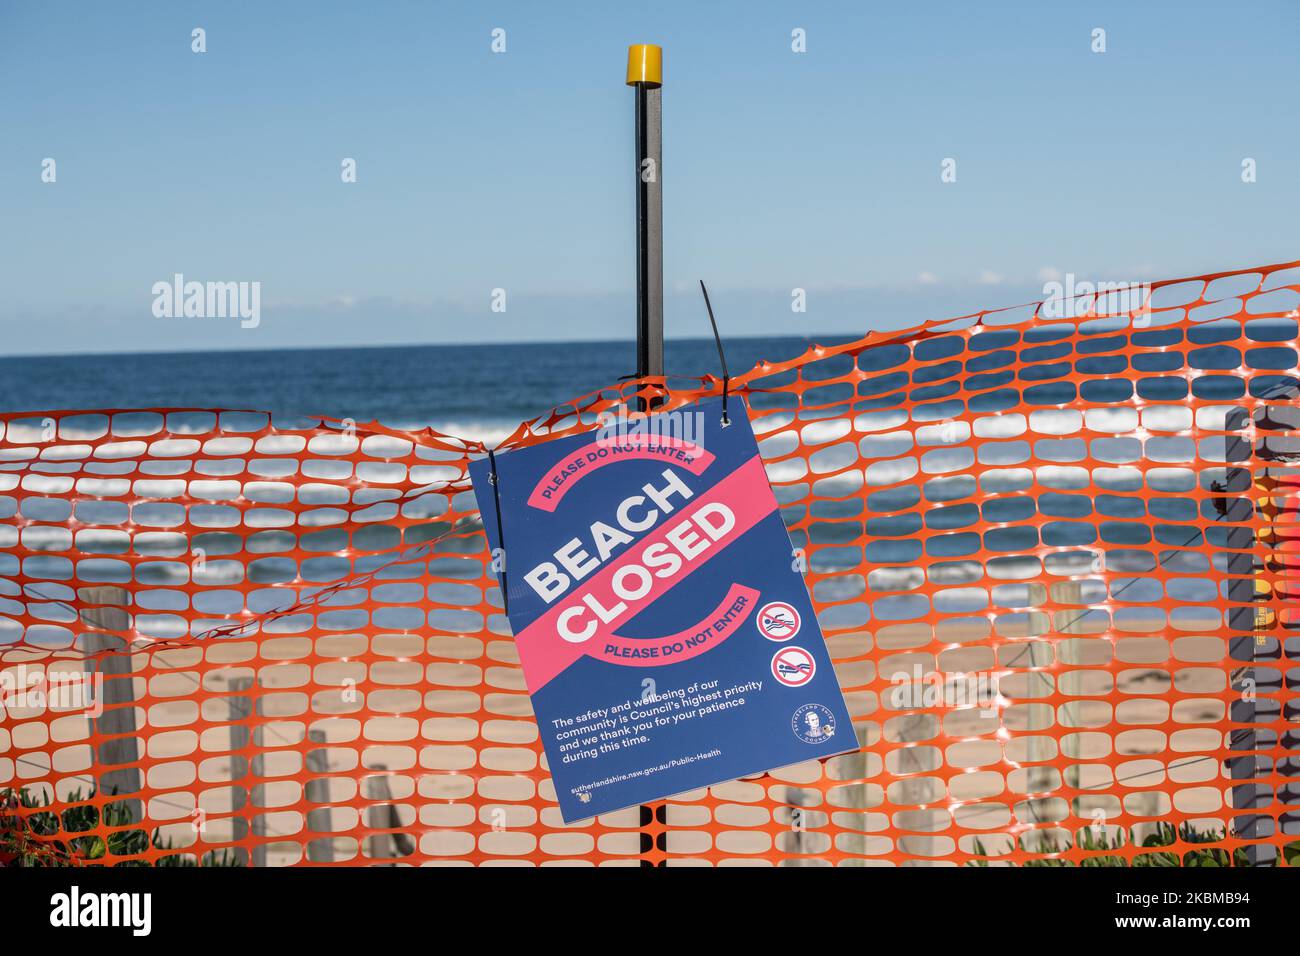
<box><xmin>0</xmin><ymin>331</ymin><xmax>866</xmax><ymax>363</ymax></box>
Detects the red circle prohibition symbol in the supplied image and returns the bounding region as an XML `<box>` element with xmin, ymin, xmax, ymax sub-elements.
<box><xmin>757</xmin><ymin>601</ymin><xmax>801</xmax><ymax>641</ymax></box>
<box><xmin>771</xmin><ymin>646</ymin><xmax>816</xmax><ymax>687</ymax></box>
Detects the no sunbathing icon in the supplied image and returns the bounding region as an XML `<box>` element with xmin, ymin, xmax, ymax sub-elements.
<box><xmin>771</xmin><ymin>646</ymin><xmax>816</xmax><ymax>688</ymax></box>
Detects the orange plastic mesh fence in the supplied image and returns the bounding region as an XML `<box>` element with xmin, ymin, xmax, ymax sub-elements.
<box><xmin>2</xmin><ymin>259</ymin><xmax>1299</xmax><ymax>867</ymax></box>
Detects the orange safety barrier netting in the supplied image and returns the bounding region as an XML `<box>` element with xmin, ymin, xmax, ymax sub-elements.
<box><xmin>2</xmin><ymin>259</ymin><xmax>1298</xmax><ymax>867</ymax></box>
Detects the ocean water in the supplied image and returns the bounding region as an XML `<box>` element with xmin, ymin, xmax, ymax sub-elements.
<box><xmin>0</xmin><ymin>334</ymin><xmax>872</xmax><ymax>642</ymax></box>
<box><xmin>0</xmin><ymin>336</ymin><xmax>850</xmax><ymax>444</ymax></box>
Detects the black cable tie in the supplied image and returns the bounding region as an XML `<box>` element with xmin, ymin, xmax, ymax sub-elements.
<box><xmin>699</xmin><ymin>280</ymin><xmax>732</xmax><ymax>427</ymax></box>
<box><xmin>486</xmin><ymin>447</ymin><xmax>508</xmax><ymax>616</ymax></box>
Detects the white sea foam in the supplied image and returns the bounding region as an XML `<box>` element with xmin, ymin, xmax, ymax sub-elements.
<box><xmin>426</xmin><ymin>419</ymin><xmax>518</xmax><ymax>446</ymax></box>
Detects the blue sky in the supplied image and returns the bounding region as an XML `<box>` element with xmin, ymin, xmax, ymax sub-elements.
<box><xmin>1</xmin><ymin>0</ymin><xmax>1296</xmax><ymax>354</ymax></box>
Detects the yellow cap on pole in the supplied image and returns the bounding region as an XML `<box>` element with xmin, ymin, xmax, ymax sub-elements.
<box><xmin>625</xmin><ymin>44</ymin><xmax>662</xmax><ymax>87</ymax></box>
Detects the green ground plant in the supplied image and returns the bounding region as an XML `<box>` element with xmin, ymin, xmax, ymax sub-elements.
<box><xmin>0</xmin><ymin>786</ymin><xmax>242</xmax><ymax>867</ymax></box>
<box><xmin>968</xmin><ymin>822</ymin><xmax>1299</xmax><ymax>867</ymax></box>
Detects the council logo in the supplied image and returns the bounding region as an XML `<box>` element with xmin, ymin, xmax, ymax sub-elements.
<box><xmin>791</xmin><ymin>703</ymin><xmax>837</xmax><ymax>744</ymax></box>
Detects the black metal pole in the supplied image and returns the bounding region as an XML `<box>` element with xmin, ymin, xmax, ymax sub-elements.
<box><xmin>628</xmin><ymin>45</ymin><xmax>663</xmax><ymax>409</ymax></box>
<box><xmin>627</xmin><ymin>45</ymin><xmax>664</xmax><ymax>864</ymax></box>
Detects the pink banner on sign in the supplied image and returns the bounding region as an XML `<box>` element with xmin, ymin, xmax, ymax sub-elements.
<box><xmin>593</xmin><ymin>583</ymin><xmax>760</xmax><ymax>667</ymax></box>
<box><xmin>515</xmin><ymin>454</ymin><xmax>774</xmax><ymax>693</ymax></box>
<box><xmin>526</xmin><ymin>435</ymin><xmax>716</xmax><ymax>512</ymax></box>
